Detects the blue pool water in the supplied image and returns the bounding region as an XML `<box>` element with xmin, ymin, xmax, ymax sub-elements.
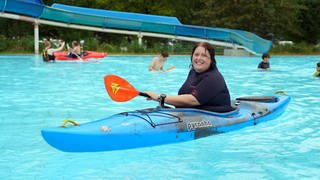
<box><xmin>0</xmin><ymin>55</ymin><xmax>319</xmax><ymax>179</ymax></box>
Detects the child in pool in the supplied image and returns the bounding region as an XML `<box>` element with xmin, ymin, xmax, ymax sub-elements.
<box><xmin>149</xmin><ymin>52</ymin><xmax>169</xmax><ymax>71</ymax></box>
<box><xmin>257</xmin><ymin>53</ymin><xmax>271</xmax><ymax>70</ymax></box>
<box><xmin>313</xmin><ymin>62</ymin><xmax>320</xmax><ymax>77</ymax></box>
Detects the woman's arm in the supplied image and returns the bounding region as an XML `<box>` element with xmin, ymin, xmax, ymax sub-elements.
<box><xmin>51</xmin><ymin>41</ymin><xmax>65</xmax><ymax>52</ymax></box>
<box><xmin>145</xmin><ymin>92</ymin><xmax>200</xmax><ymax>107</ymax></box>
<box><xmin>47</xmin><ymin>42</ymin><xmax>65</xmax><ymax>55</ymax></box>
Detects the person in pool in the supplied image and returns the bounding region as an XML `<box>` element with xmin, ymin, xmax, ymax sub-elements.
<box><xmin>145</xmin><ymin>42</ymin><xmax>233</xmax><ymax>113</ymax></box>
<box><xmin>257</xmin><ymin>53</ymin><xmax>271</xmax><ymax>70</ymax></box>
<box><xmin>67</xmin><ymin>41</ymin><xmax>82</xmax><ymax>58</ymax></box>
<box><xmin>149</xmin><ymin>51</ymin><xmax>169</xmax><ymax>71</ymax></box>
<box><xmin>42</xmin><ymin>39</ymin><xmax>65</xmax><ymax>62</ymax></box>
<box><xmin>313</xmin><ymin>62</ymin><xmax>320</xmax><ymax>77</ymax></box>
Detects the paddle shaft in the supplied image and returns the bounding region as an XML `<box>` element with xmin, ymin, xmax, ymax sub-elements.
<box><xmin>72</xmin><ymin>52</ymin><xmax>84</xmax><ymax>61</ymax></box>
<box><xmin>139</xmin><ymin>92</ymin><xmax>151</xmax><ymax>98</ymax></box>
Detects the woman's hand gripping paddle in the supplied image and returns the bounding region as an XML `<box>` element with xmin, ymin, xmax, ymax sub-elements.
<box><xmin>104</xmin><ymin>75</ymin><xmax>150</xmax><ymax>102</ymax></box>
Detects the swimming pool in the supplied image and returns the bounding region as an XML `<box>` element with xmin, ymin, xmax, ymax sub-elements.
<box><xmin>0</xmin><ymin>55</ymin><xmax>319</xmax><ymax>179</ymax></box>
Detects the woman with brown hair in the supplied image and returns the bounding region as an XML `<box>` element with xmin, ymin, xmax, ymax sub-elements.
<box><xmin>145</xmin><ymin>42</ymin><xmax>232</xmax><ymax>112</ymax></box>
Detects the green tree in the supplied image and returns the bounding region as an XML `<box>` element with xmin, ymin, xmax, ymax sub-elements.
<box><xmin>189</xmin><ymin>0</ymin><xmax>302</xmax><ymax>41</ymax></box>
<box><xmin>296</xmin><ymin>0</ymin><xmax>320</xmax><ymax>44</ymax></box>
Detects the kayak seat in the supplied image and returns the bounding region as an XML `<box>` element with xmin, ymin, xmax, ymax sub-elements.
<box><xmin>161</xmin><ymin>106</ymin><xmax>239</xmax><ymax>117</ymax></box>
<box><xmin>196</xmin><ymin>105</ymin><xmax>237</xmax><ymax>113</ymax></box>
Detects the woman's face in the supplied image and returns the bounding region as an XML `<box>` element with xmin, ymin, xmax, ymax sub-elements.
<box><xmin>192</xmin><ymin>46</ymin><xmax>212</xmax><ymax>73</ymax></box>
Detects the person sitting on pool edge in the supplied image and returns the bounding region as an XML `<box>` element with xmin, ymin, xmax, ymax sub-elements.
<box><xmin>42</xmin><ymin>39</ymin><xmax>65</xmax><ymax>62</ymax></box>
<box><xmin>149</xmin><ymin>51</ymin><xmax>169</xmax><ymax>71</ymax></box>
<box><xmin>145</xmin><ymin>42</ymin><xmax>233</xmax><ymax>113</ymax></box>
<box><xmin>313</xmin><ymin>62</ymin><xmax>320</xmax><ymax>77</ymax></box>
<box><xmin>257</xmin><ymin>53</ymin><xmax>271</xmax><ymax>70</ymax></box>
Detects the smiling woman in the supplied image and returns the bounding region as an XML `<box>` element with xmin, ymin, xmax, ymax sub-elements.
<box><xmin>145</xmin><ymin>42</ymin><xmax>233</xmax><ymax>112</ymax></box>
<box><xmin>191</xmin><ymin>42</ymin><xmax>216</xmax><ymax>73</ymax></box>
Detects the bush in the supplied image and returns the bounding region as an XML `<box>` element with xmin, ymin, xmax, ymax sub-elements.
<box><xmin>311</xmin><ymin>45</ymin><xmax>320</xmax><ymax>52</ymax></box>
<box><xmin>98</xmin><ymin>43</ymin><xmax>115</xmax><ymax>53</ymax></box>
<box><xmin>82</xmin><ymin>38</ymin><xmax>99</xmax><ymax>50</ymax></box>
<box><xmin>0</xmin><ymin>36</ymin><xmax>8</xmax><ymax>52</ymax></box>
<box><xmin>126</xmin><ymin>41</ymin><xmax>146</xmax><ymax>53</ymax></box>
<box><xmin>0</xmin><ymin>36</ymin><xmax>34</xmax><ymax>53</ymax></box>
<box><xmin>2</xmin><ymin>34</ymin><xmax>319</xmax><ymax>55</ymax></box>
<box><xmin>16</xmin><ymin>36</ymin><xmax>34</xmax><ymax>52</ymax></box>
<box><xmin>270</xmin><ymin>42</ymin><xmax>320</xmax><ymax>55</ymax></box>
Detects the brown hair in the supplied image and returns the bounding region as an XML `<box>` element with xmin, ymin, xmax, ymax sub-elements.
<box><xmin>262</xmin><ymin>53</ymin><xmax>270</xmax><ymax>59</ymax></box>
<box><xmin>190</xmin><ymin>42</ymin><xmax>216</xmax><ymax>70</ymax></box>
<box><xmin>72</xmin><ymin>41</ymin><xmax>79</xmax><ymax>46</ymax></box>
<box><xmin>161</xmin><ymin>51</ymin><xmax>169</xmax><ymax>58</ymax></box>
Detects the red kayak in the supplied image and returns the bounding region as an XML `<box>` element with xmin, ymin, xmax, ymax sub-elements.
<box><xmin>54</xmin><ymin>51</ymin><xmax>107</xmax><ymax>61</ymax></box>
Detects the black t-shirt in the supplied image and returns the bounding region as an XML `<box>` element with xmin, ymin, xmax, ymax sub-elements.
<box><xmin>258</xmin><ymin>61</ymin><xmax>270</xmax><ymax>69</ymax></box>
<box><xmin>178</xmin><ymin>68</ymin><xmax>232</xmax><ymax>112</ymax></box>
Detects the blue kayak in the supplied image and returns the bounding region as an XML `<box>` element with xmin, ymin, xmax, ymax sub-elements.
<box><xmin>41</xmin><ymin>94</ymin><xmax>290</xmax><ymax>152</ymax></box>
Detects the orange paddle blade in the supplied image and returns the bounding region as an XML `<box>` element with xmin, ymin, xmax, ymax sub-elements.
<box><xmin>104</xmin><ymin>75</ymin><xmax>139</xmax><ymax>102</ymax></box>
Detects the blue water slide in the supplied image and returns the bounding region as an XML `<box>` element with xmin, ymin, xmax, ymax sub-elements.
<box><xmin>50</xmin><ymin>3</ymin><xmax>272</xmax><ymax>54</ymax></box>
<box><xmin>0</xmin><ymin>0</ymin><xmax>44</xmax><ymax>17</ymax></box>
<box><xmin>51</xmin><ymin>3</ymin><xmax>182</xmax><ymax>25</ymax></box>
